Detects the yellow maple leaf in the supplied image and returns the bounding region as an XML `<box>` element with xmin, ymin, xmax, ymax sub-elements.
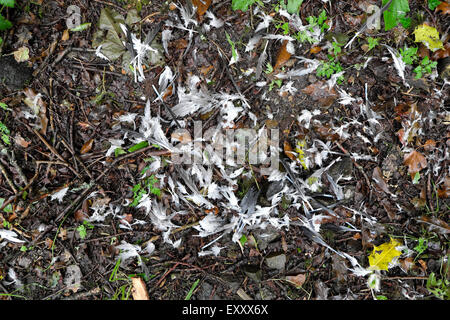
<box><xmin>413</xmin><ymin>24</ymin><xmax>444</xmax><ymax>52</ymax></box>
<box><xmin>368</xmin><ymin>238</ymin><xmax>402</xmax><ymax>271</ymax></box>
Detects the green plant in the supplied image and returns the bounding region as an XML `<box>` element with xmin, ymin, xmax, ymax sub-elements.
<box><xmin>185</xmin><ymin>279</ymin><xmax>200</xmax><ymax>300</ymax></box>
<box><xmin>399</xmin><ymin>46</ymin><xmax>418</xmax><ymax>65</ymax></box>
<box><xmin>382</xmin><ymin>0</ymin><xmax>411</xmax><ymax>31</ymax></box>
<box><xmin>316</xmin><ymin>56</ymin><xmax>344</xmax><ymax>83</ymax></box>
<box><xmin>413</xmin><ymin>56</ymin><xmax>437</xmax><ymax>79</ymax></box>
<box><xmin>367</xmin><ymin>37</ymin><xmax>380</xmax><ymax>51</ymax></box>
<box><xmin>331</xmin><ymin>40</ymin><xmax>343</xmax><ymax>55</ymax></box>
<box><xmin>428</xmin><ymin>0</ymin><xmax>441</xmax><ymax>10</ymax></box>
<box><xmin>306</xmin><ymin>9</ymin><xmax>329</xmax><ymax>33</ymax></box>
<box><xmin>0</xmin><ymin>0</ymin><xmax>14</xmax><ymax>46</ymax></box>
<box><xmin>413</xmin><ymin>237</ymin><xmax>428</xmax><ymax>260</ymax></box>
<box><xmin>426</xmin><ymin>271</ymin><xmax>449</xmax><ymax>300</ymax></box>
<box><xmin>231</xmin><ymin>0</ymin><xmax>261</xmax><ymax>12</ymax></box>
<box><xmin>0</xmin><ymin>120</ymin><xmax>10</xmax><ymax>145</ymax></box>
<box><xmin>129</xmin><ymin>174</ymin><xmax>161</xmax><ymax>207</ymax></box>
<box><xmin>76</xmin><ymin>220</ymin><xmax>94</xmax><ymax>239</ymax></box>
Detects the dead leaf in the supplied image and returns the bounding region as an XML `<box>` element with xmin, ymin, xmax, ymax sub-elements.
<box><xmin>437</xmin><ymin>176</ymin><xmax>450</xmax><ymax>198</ymax></box>
<box><xmin>302</xmin><ymin>81</ymin><xmax>337</xmax><ymax>107</ymax></box>
<box><xmin>283</xmin><ymin>141</ymin><xmax>297</xmax><ymax>161</ymax></box>
<box><xmin>432</xmin><ymin>42</ymin><xmax>450</xmax><ymax>60</ymax></box>
<box><xmin>372</xmin><ymin>166</ymin><xmax>391</xmax><ymax>194</ymax></box>
<box><xmin>422</xmin><ymin>139</ymin><xmax>436</xmax><ymax>151</ymax></box>
<box><xmin>274</xmin><ymin>40</ymin><xmax>292</xmax><ymax>70</ymax></box>
<box><xmin>171</xmin><ymin>131</ymin><xmax>192</xmax><ymax>143</ymax></box>
<box><xmin>436</xmin><ymin>2</ymin><xmax>450</xmax><ymax>14</ymax></box>
<box><xmin>310</xmin><ymin>46</ymin><xmax>322</xmax><ymax>54</ymax></box>
<box><xmin>417</xmin><ymin>216</ymin><xmax>450</xmax><ymax>235</ymax></box>
<box><xmin>62</xmin><ymin>29</ymin><xmax>70</xmax><ymax>41</ymax></box>
<box><xmin>399</xmin><ymin>257</ymin><xmax>416</xmax><ymax>273</ymax></box>
<box><xmin>80</xmin><ymin>138</ymin><xmax>94</xmax><ymax>154</ymax></box>
<box><xmin>192</xmin><ymin>0</ymin><xmax>211</xmax><ymax>19</ymax></box>
<box><xmin>285</xmin><ymin>274</ymin><xmax>306</xmax><ymax>288</ymax></box>
<box><xmin>131</xmin><ymin>277</ymin><xmax>150</xmax><ymax>300</ymax></box>
<box><xmin>403</xmin><ymin>150</ymin><xmax>427</xmax><ymax>178</ymax></box>
<box><xmin>14</xmin><ymin>135</ymin><xmax>31</xmax><ymax>148</ymax></box>
<box><xmin>13</xmin><ymin>47</ymin><xmax>30</xmax><ymax>63</ymax></box>
<box><xmin>23</xmin><ymin>88</ymin><xmax>48</xmax><ymax>135</ymax></box>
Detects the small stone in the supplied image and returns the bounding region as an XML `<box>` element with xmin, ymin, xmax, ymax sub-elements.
<box><xmin>265</xmin><ymin>252</ymin><xmax>286</xmax><ymax>270</ymax></box>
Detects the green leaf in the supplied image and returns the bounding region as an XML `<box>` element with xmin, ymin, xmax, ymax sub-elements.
<box><xmin>128</xmin><ymin>141</ymin><xmax>149</xmax><ymax>153</ymax></box>
<box><xmin>382</xmin><ymin>0</ymin><xmax>410</xmax><ymax>31</ymax></box>
<box><xmin>0</xmin><ymin>0</ymin><xmax>15</xmax><ymax>8</ymax></box>
<box><xmin>70</xmin><ymin>22</ymin><xmax>91</xmax><ymax>32</ymax></box>
<box><xmin>231</xmin><ymin>0</ymin><xmax>257</xmax><ymax>12</ymax></box>
<box><xmin>0</xmin><ymin>15</ymin><xmax>13</xmax><ymax>31</ymax></box>
<box><xmin>185</xmin><ymin>279</ymin><xmax>200</xmax><ymax>300</ymax></box>
<box><xmin>286</xmin><ymin>0</ymin><xmax>303</xmax><ymax>14</ymax></box>
<box><xmin>239</xmin><ymin>234</ymin><xmax>248</xmax><ymax>246</ymax></box>
<box><xmin>428</xmin><ymin>0</ymin><xmax>441</xmax><ymax>10</ymax></box>
<box><xmin>77</xmin><ymin>225</ymin><xmax>87</xmax><ymax>239</ymax></box>
<box><xmin>0</xmin><ymin>102</ymin><xmax>8</xmax><ymax>110</ymax></box>
<box><xmin>114</xmin><ymin>147</ymin><xmax>126</xmax><ymax>157</ymax></box>
<box><xmin>412</xmin><ymin>171</ymin><xmax>420</xmax><ymax>184</ymax></box>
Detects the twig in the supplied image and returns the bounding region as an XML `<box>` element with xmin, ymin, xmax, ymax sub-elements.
<box><xmin>0</xmin><ymin>162</ymin><xmax>17</xmax><ymax>194</ymax></box>
<box><xmin>26</xmin><ymin>123</ymin><xmax>81</xmax><ymax>178</ymax></box>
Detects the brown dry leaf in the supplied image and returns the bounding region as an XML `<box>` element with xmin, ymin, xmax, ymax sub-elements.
<box><xmin>399</xmin><ymin>257</ymin><xmax>416</xmax><ymax>273</ymax></box>
<box><xmin>131</xmin><ymin>277</ymin><xmax>149</xmax><ymax>300</ymax></box>
<box><xmin>80</xmin><ymin>138</ymin><xmax>94</xmax><ymax>154</ymax></box>
<box><xmin>418</xmin><ymin>216</ymin><xmax>450</xmax><ymax>235</ymax></box>
<box><xmin>437</xmin><ymin>176</ymin><xmax>450</xmax><ymax>198</ymax></box>
<box><xmin>302</xmin><ymin>81</ymin><xmax>337</xmax><ymax>107</ymax></box>
<box><xmin>192</xmin><ymin>0</ymin><xmax>211</xmax><ymax>19</ymax></box>
<box><xmin>285</xmin><ymin>274</ymin><xmax>306</xmax><ymax>288</ymax></box>
<box><xmin>310</xmin><ymin>46</ymin><xmax>322</xmax><ymax>54</ymax></box>
<box><xmin>74</xmin><ymin>209</ymin><xmax>88</xmax><ymax>222</ymax></box>
<box><xmin>372</xmin><ymin>166</ymin><xmax>391</xmax><ymax>194</ymax></box>
<box><xmin>171</xmin><ymin>131</ymin><xmax>192</xmax><ymax>143</ymax></box>
<box><xmin>14</xmin><ymin>135</ymin><xmax>31</xmax><ymax>148</ymax></box>
<box><xmin>432</xmin><ymin>42</ymin><xmax>450</xmax><ymax>60</ymax></box>
<box><xmin>61</xmin><ymin>29</ymin><xmax>70</xmax><ymax>41</ymax></box>
<box><xmin>403</xmin><ymin>150</ymin><xmax>427</xmax><ymax>178</ymax></box>
<box><xmin>274</xmin><ymin>40</ymin><xmax>292</xmax><ymax>70</ymax></box>
<box><xmin>422</xmin><ymin>139</ymin><xmax>436</xmax><ymax>151</ymax></box>
<box><xmin>283</xmin><ymin>141</ymin><xmax>297</xmax><ymax>161</ymax></box>
<box><xmin>436</xmin><ymin>2</ymin><xmax>450</xmax><ymax>14</ymax></box>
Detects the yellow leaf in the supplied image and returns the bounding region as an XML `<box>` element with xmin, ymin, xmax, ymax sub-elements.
<box><xmin>413</xmin><ymin>24</ymin><xmax>444</xmax><ymax>52</ymax></box>
<box><xmin>368</xmin><ymin>238</ymin><xmax>402</xmax><ymax>271</ymax></box>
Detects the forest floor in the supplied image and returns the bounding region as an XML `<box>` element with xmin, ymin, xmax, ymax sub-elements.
<box><xmin>0</xmin><ymin>0</ymin><xmax>449</xmax><ymax>300</ymax></box>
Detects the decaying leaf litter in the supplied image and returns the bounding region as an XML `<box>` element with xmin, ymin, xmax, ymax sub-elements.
<box><xmin>0</xmin><ymin>0</ymin><xmax>449</xmax><ymax>300</ymax></box>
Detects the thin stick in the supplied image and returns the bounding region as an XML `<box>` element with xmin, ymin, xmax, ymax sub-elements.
<box><xmin>0</xmin><ymin>162</ymin><xmax>17</xmax><ymax>194</ymax></box>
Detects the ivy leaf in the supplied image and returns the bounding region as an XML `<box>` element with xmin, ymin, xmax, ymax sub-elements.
<box><xmin>368</xmin><ymin>238</ymin><xmax>403</xmax><ymax>271</ymax></box>
<box><xmin>413</xmin><ymin>24</ymin><xmax>444</xmax><ymax>52</ymax></box>
<box><xmin>0</xmin><ymin>0</ymin><xmax>15</xmax><ymax>8</ymax></box>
